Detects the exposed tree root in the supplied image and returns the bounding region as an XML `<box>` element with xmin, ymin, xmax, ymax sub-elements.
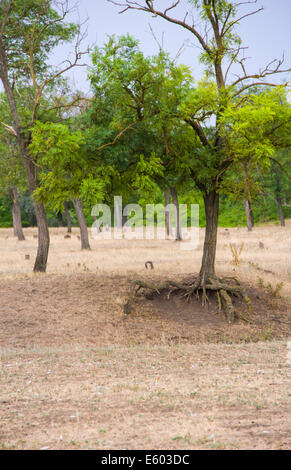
<box><xmin>131</xmin><ymin>275</ymin><xmax>252</xmax><ymax>323</ymax></box>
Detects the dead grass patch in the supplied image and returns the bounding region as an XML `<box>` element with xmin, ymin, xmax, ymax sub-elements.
<box><xmin>0</xmin><ymin>222</ymin><xmax>290</xmax><ymax>449</ymax></box>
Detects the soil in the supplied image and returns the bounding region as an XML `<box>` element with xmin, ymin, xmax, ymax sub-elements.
<box><xmin>0</xmin><ymin>273</ymin><xmax>289</xmax><ymax>350</ymax></box>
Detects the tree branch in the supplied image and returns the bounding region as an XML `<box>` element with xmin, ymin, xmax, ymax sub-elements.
<box><xmin>185</xmin><ymin>118</ymin><xmax>211</xmax><ymax>148</ymax></box>
<box><xmin>107</xmin><ymin>0</ymin><xmax>212</xmax><ymax>55</ymax></box>
<box><xmin>96</xmin><ymin>121</ymin><xmax>138</xmax><ymax>151</ymax></box>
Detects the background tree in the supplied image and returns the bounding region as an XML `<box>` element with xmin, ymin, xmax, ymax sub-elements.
<box><xmin>0</xmin><ymin>93</ymin><xmax>27</xmax><ymax>240</ymax></box>
<box><xmin>0</xmin><ymin>0</ymin><xmax>88</xmax><ymax>271</ymax></box>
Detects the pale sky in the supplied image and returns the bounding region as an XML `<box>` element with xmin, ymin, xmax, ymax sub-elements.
<box><xmin>50</xmin><ymin>0</ymin><xmax>291</xmax><ymax>92</ymax></box>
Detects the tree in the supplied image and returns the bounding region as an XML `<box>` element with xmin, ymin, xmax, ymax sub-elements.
<box><xmin>0</xmin><ymin>93</ymin><xmax>27</xmax><ymax>240</ymax></box>
<box><xmin>28</xmin><ymin>121</ymin><xmax>104</xmax><ymax>250</ymax></box>
<box><xmin>89</xmin><ymin>35</ymin><xmax>194</xmax><ymax>240</ymax></box>
<box><xmin>0</xmin><ymin>0</ymin><xmax>87</xmax><ymax>271</ymax></box>
<box><xmin>260</xmin><ymin>149</ymin><xmax>291</xmax><ymax>227</ymax></box>
<box><xmin>63</xmin><ymin>201</ymin><xmax>72</xmax><ymax>233</ymax></box>
<box><xmin>9</xmin><ymin>186</ymin><xmax>25</xmax><ymax>240</ymax></box>
<box><xmin>108</xmin><ymin>0</ymin><xmax>291</xmax><ymax>318</ymax></box>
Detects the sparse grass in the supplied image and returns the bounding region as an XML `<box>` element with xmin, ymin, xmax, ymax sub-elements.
<box><xmin>0</xmin><ymin>222</ymin><xmax>290</xmax><ymax>450</ymax></box>
<box><xmin>257</xmin><ymin>277</ymin><xmax>285</xmax><ymax>309</ymax></box>
<box><xmin>229</xmin><ymin>242</ymin><xmax>244</xmax><ymax>265</ymax></box>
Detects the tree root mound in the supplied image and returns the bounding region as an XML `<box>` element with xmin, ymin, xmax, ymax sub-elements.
<box><xmin>130</xmin><ymin>275</ymin><xmax>252</xmax><ymax>323</ymax></box>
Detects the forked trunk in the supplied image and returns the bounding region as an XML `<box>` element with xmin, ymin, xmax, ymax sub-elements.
<box><xmin>72</xmin><ymin>198</ymin><xmax>91</xmax><ymax>250</ymax></box>
<box><xmin>10</xmin><ymin>187</ymin><xmax>25</xmax><ymax>241</ymax></box>
<box><xmin>199</xmin><ymin>190</ymin><xmax>219</xmax><ymax>283</ymax></box>
<box><xmin>63</xmin><ymin>201</ymin><xmax>72</xmax><ymax>233</ymax></box>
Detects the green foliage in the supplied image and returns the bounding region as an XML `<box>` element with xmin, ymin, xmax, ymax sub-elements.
<box><xmin>0</xmin><ymin>0</ymin><xmax>78</xmax><ymax>82</ymax></box>
<box><xmin>28</xmin><ymin>121</ymin><xmax>111</xmax><ymax>210</ymax></box>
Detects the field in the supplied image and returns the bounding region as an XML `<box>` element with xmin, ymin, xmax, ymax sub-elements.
<box><xmin>0</xmin><ymin>222</ymin><xmax>290</xmax><ymax>450</ymax></box>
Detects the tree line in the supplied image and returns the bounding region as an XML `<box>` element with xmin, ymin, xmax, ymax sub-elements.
<box><xmin>0</xmin><ymin>0</ymin><xmax>290</xmax><ymax>315</ymax></box>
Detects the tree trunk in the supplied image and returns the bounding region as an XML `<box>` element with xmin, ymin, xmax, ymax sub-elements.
<box><xmin>122</xmin><ymin>214</ymin><xmax>128</xmax><ymax>227</ymax></box>
<box><xmin>63</xmin><ymin>201</ymin><xmax>72</xmax><ymax>233</ymax></box>
<box><xmin>10</xmin><ymin>187</ymin><xmax>25</xmax><ymax>241</ymax></box>
<box><xmin>170</xmin><ymin>187</ymin><xmax>182</xmax><ymax>241</ymax></box>
<box><xmin>114</xmin><ymin>198</ymin><xmax>122</xmax><ymax>229</ymax></box>
<box><xmin>72</xmin><ymin>198</ymin><xmax>91</xmax><ymax>250</ymax></box>
<box><xmin>244</xmin><ymin>199</ymin><xmax>253</xmax><ymax>232</ymax></box>
<box><xmin>164</xmin><ymin>189</ymin><xmax>172</xmax><ymax>237</ymax></box>
<box><xmin>274</xmin><ymin>166</ymin><xmax>285</xmax><ymax>227</ymax></box>
<box><xmin>0</xmin><ymin>39</ymin><xmax>50</xmax><ymax>272</ymax></box>
<box><xmin>24</xmin><ymin>160</ymin><xmax>50</xmax><ymax>272</ymax></box>
<box><xmin>93</xmin><ymin>215</ymin><xmax>101</xmax><ymax>232</ymax></box>
<box><xmin>57</xmin><ymin>210</ymin><xmax>63</xmax><ymax>227</ymax></box>
<box><xmin>199</xmin><ymin>190</ymin><xmax>219</xmax><ymax>283</ymax></box>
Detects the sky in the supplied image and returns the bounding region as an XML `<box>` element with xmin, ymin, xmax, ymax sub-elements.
<box><xmin>51</xmin><ymin>0</ymin><xmax>291</xmax><ymax>93</ymax></box>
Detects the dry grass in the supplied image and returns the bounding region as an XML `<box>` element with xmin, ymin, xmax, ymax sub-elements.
<box><xmin>0</xmin><ymin>221</ymin><xmax>290</xmax><ymax>449</ymax></box>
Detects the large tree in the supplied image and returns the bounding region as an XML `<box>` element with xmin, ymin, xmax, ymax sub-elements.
<box><xmin>0</xmin><ymin>0</ymin><xmax>87</xmax><ymax>271</ymax></box>
<box><xmin>108</xmin><ymin>0</ymin><xmax>291</xmax><ymax>318</ymax></box>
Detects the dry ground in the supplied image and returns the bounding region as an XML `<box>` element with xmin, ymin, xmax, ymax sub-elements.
<box><xmin>0</xmin><ymin>221</ymin><xmax>290</xmax><ymax>449</ymax></box>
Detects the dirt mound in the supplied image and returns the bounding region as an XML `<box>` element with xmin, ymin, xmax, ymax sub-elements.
<box><xmin>0</xmin><ymin>273</ymin><xmax>289</xmax><ymax>350</ymax></box>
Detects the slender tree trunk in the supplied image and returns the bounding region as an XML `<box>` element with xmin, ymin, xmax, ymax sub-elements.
<box><xmin>63</xmin><ymin>201</ymin><xmax>72</xmax><ymax>233</ymax></box>
<box><xmin>93</xmin><ymin>215</ymin><xmax>101</xmax><ymax>232</ymax></box>
<box><xmin>164</xmin><ymin>189</ymin><xmax>172</xmax><ymax>237</ymax></box>
<box><xmin>250</xmin><ymin>204</ymin><xmax>254</xmax><ymax>227</ymax></box>
<box><xmin>276</xmin><ymin>196</ymin><xmax>285</xmax><ymax>227</ymax></box>
<box><xmin>274</xmin><ymin>166</ymin><xmax>285</xmax><ymax>227</ymax></box>
<box><xmin>72</xmin><ymin>198</ymin><xmax>91</xmax><ymax>250</ymax></box>
<box><xmin>244</xmin><ymin>199</ymin><xmax>253</xmax><ymax>232</ymax></box>
<box><xmin>10</xmin><ymin>187</ymin><xmax>25</xmax><ymax>241</ymax></box>
<box><xmin>170</xmin><ymin>187</ymin><xmax>182</xmax><ymax>241</ymax></box>
<box><xmin>0</xmin><ymin>39</ymin><xmax>50</xmax><ymax>272</ymax></box>
<box><xmin>114</xmin><ymin>198</ymin><xmax>122</xmax><ymax>229</ymax></box>
<box><xmin>25</xmin><ymin>160</ymin><xmax>50</xmax><ymax>272</ymax></box>
<box><xmin>199</xmin><ymin>190</ymin><xmax>219</xmax><ymax>283</ymax></box>
<box><xmin>57</xmin><ymin>210</ymin><xmax>63</xmax><ymax>227</ymax></box>
<box><xmin>122</xmin><ymin>214</ymin><xmax>128</xmax><ymax>227</ymax></box>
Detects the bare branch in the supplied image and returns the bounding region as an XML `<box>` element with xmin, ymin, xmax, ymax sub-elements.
<box><xmin>223</xmin><ymin>6</ymin><xmax>264</xmax><ymax>36</ymax></box>
<box><xmin>148</xmin><ymin>23</ymin><xmax>163</xmax><ymax>52</ymax></box>
<box><xmin>229</xmin><ymin>54</ymin><xmax>291</xmax><ymax>95</ymax></box>
<box><xmin>108</xmin><ymin>0</ymin><xmax>212</xmax><ymax>55</ymax></box>
<box><xmin>1</xmin><ymin>121</ymin><xmax>17</xmax><ymax>136</ymax></box>
<box><xmin>96</xmin><ymin>122</ymin><xmax>138</xmax><ymax>151</ymax></box>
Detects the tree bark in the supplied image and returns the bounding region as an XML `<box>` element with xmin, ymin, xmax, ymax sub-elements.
<box><xmin>114</xmin><ymin>198</ymin><xmax>122</xmax><ymax>229</ymax></box>
<box><xmin>164</xmin><ymin>189</ymin><xmax>172</xmax><ymax>237</ymax></box>
<box><xmin>93</xmin><ymin>215</ymin><xmax>101</xmax><ymax>232</ymax></box>
<box><xmin>72</xmin><ymin>198</ymin><xmax>91</xmax><ymax>250</ymax></box>
<box><xmin>22</xmin><ymin>158</ymin><xmax>50</xmax><ymax>272</ymax></box>
<box><xmin>274</xmin><ymin>166</ymin><xmax>285</xmax><ymax>227</ymax></box>
<box><xmin>57</xmin><ymin>210</ymin><xmax>63</xmax><ymax>227</ymax></box>
<box><xmin>63</xmin><ymin>201</ymin><xmax>72</xmax><ymax>233</ymax></box>
<box><xmin>244</xmin><ymin>199</ymin><xmax>253</xmax><ymax>231</ymax></box>
<box><xmin>199</xmin><ymin>190</ymin><xmax>219</xmax><ymax>283</ymax></box>
<box><xmin>170</xmin><ymin>187</ymin><xmax>182</xmax><ymax>241</ymax></box>
<box><xmin>0</xmin><ymin>38</ymin><xmax>50</xmax><ymax>272</ymax></box>
<box><xmin>10</xmin><ymin>187</ymin><xmax>25</xmax><ymax>241</ymax></box>
<box><xmin>122</xmin><ymin>214</ymin><xmax>128</xmax><ymax>227</ymax></box>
